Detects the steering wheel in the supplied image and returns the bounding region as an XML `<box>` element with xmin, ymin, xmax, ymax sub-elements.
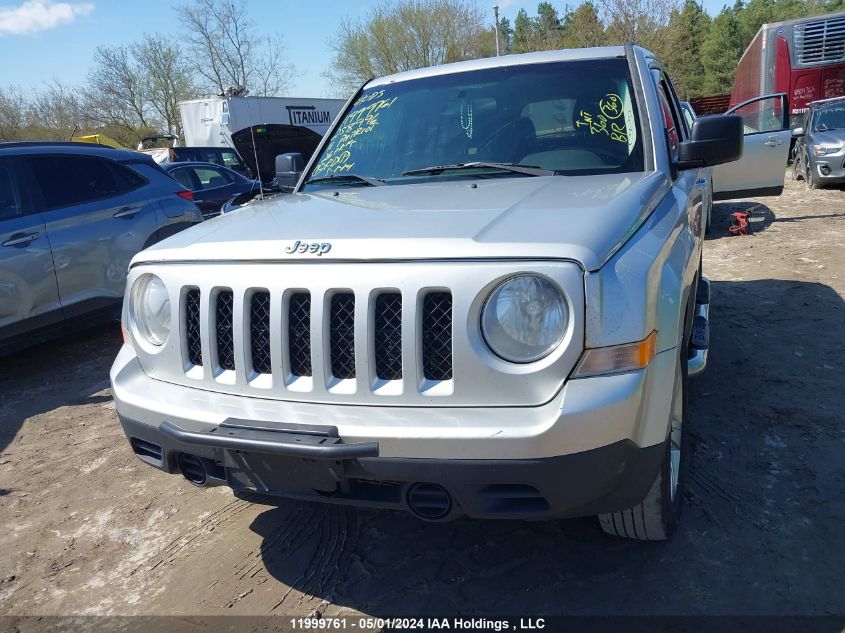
<box><xmin>476</xmin><ymin>119</ymin><xmax>526</xmax><ymax>158</ymax></box>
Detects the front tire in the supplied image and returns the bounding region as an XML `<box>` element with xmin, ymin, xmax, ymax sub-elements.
<box><xmin>806</xmin><ymin>162</ymin><xmax>818</xmax><ymax>190</ymax></box>
<box><xmin>792</xmin><ymin>155</ymin><xmax>803</xmax><ymax>181</ymax></box>
<box><xmin>598</xmin><ymin>339</ymin><xmax>689</xmax><ymax>540</ymax></box>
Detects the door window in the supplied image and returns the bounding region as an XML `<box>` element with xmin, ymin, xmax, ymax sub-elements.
<box><xmin>0</xmin><ymin>160</ymin><xmax>23</xmax><ymax>221</ymax></box>
<box><xmin>656</xmin><ymin>87</ymin><xmax>680</xmax><ymax>160</ymax></box>
<box><xmin>193</xmin><ymin>167</ymin><xmax>233</xmax><ymax>189</ymax></box>
<box><xmin>728</xmin><ymin>95</ymin><xmax>788</xmax><ymax>135</ymax></box>
<box><xmin>27</xmin><ymin>155</ymin><xmax>144</xmax><ymax>210</ymax></box>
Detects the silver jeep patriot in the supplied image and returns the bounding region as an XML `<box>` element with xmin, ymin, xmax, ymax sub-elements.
<box><xmin>111</xmin><ymin>45</ymin><xmax>790</xmax><ymax>539</ymax></box>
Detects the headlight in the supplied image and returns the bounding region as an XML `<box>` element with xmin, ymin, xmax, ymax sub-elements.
<box><xmin>131</xmin><ymin>274</ymin><xmax>171</xmax><ymax>347</ymax></box>
<box><xmin>813</xmin><ymin>144</ymin><xmax>841</xmax><ymax>156</ymax></box>
<box><xmin>481</xmin><ymin>274</ymin><xmax>568</xmax><ymax>363</ymax></box>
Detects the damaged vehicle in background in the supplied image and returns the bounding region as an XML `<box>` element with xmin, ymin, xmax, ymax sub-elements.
<box><xmin>111</xmin><ymin>45</ymin><xmax>789</xmax><ymax>540</ymax></box>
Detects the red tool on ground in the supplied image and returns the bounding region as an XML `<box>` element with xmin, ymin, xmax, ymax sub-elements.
<box><xmin>730</xmin><ymin>211</ymin><xmax>751</xmax><ymax>235</ymax></box>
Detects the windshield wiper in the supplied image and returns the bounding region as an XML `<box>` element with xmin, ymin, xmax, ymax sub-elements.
<box><xmin>306</xmin><ymin>173</ymin><xmax>386</xmax><ymax>187</ymax></box>
<box><xmin>402</xmin><ymin>162</ymin><xmax>555</xmax><ymax>177</ymax></box>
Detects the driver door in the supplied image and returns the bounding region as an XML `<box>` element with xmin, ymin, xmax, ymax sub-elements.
<box><xmin>713</xmin><ymin>94</ymin><xmax>791</xmax><ymax>200</ymax></box>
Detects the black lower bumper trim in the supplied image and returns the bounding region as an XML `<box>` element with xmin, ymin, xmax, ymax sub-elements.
<box><xmin>159</xmin><ymin>420</ymin><xmax>379</xmax><ymax>459</ymax></box>
<box><xmin>119</xmin><ymin>415</ymin><xmax>663</xmax><ymax>521</ymax></box>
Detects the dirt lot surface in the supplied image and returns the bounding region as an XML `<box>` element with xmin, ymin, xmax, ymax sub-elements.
<box><xmin>1</xmin><ymin>179</ymin><xmax>843</xmax><ymax>619</ymax></box>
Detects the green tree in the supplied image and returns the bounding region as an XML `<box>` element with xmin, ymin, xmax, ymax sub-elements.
<box><xmin>535</xmin><ymin>2</ymin><xmax>564</xmax><ymax>49</ymax></box>
<box><xmin>663</xmin><ymin>0</ymin><xmax>712</xmax><ymax>98</ymax></box>
<box><xmin>497</xmin><ymin>16</ymin><xmax>514</xmax><ymax>54</ymax></box>
<box><xmin>561</xmin><ymin>2</ymin><xmax>606</xmax><ymax>48</ymax></box>
<box><xmin>701</xmin><ymin>2</ymin><xmax>745</xmax><ymax>95</ymax></box>
<box><xmin>512</xmin><ymin>8</ymin><xmax>535</xmax><ymax>53</ymax></box>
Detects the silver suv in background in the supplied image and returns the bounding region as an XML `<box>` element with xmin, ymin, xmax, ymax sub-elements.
<box><xmin>0</xmin><ymin>142</ymin><xmax>202</xmax><ymax>355</ymax></box>
<box><xmin>111</xmin><ymin>46</ymin><xmax>789</xmax><ymax>540</ymax></box>
<box><xmin>792</xmin><ymin>96</ymin><xmax>845</xmax><ymax>189</ymax></box>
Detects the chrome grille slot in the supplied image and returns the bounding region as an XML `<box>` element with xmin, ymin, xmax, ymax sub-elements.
<box><xmin>422</xmin><ymin>292</ymin><xmax>453</xmax><ymax>380</ymax></box>
<box><xmin>330</xmin><ymin>293</ymin><xmax>356</xmax><ymax>379</ymax></box>
<box><xmin>250</xmin><ymin>291</ymin><xmax>271</xmax><ymax>375</ymax></box>
<box><xmin>215</xmin><ymin>290</ymin><xmax>235</xmax><ymax>371</ymax></box>
<box><xmin>289</xmin><ymin>292</ymin><xmax>312</xmax><ymax>377</ymax></box>
<box><xmin>374</xmin><ymin>292</ymin><xmax>403</xmax><ymax>380</ymax></box>
<box><xmin>185</xmin><ymin>289</ymin><xmax>202</xmax><ymax>366</ymax></box>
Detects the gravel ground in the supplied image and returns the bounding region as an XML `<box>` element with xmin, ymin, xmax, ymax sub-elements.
<box><xmin>0</xmin><ymin>179</ymin><xmax>843</xmax><ymax>619</ymax></box>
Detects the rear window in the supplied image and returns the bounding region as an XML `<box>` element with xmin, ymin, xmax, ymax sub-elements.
<box><xmin>27</xmin><ymin>155</ymin><xmax>146</xmax><ymax>210</ymax></box>
<box><xmin>170</xmin><ymin>168</ymin><xmax>195</xmax><ymax>190</ymax></box>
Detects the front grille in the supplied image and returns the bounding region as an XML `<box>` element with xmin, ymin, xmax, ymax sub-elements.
<box><xmin>185</xmin><ymin>289</ymin><xmax>202</xmax><ymax>366</ymax></box>
<box><xmin>289</xmin><ymin>293</ymin><xmax>311</xmax><ymax>377</ymax></box>
<box><xmin>250</xmin><ymin>292</ymin><xmax>271</xmax><ymax>374</ymax></box>
<box><xmin>794</xmin><ymin>16</ymin><xmax>845</xmax><ymax>64</ymax></box>
<box><xmin>330</xmin><ymin>293</ymin><xmax>356</xmax><ymax>379</ymax></box>
<box><xmin>179</xmin><ymin>285</ymin><xmax>456</xmax><ymax>395</ymax></box>
<box><xmin>216</xmin><ymin>290</ymin><xmax>235</xmax><ymax>370</ymax></box>
<box><xmin>374</xmin><ymin>293</ymin><xmax>402</xmax><ymax>380</ymax></box>
<box><xmin>422</xmin><ymin>292</ymin><xmax>453</xmax><ymax>380</ymax></box>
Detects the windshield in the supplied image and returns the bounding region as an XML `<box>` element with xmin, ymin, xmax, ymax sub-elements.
<box><xmin>303</xmin><ymin>58</ymin><xmax>643</xmax><ymax>189</ymax></box>
<box><xmin>813</xmin><ymin>103</ymin><xmax>845</xmax><ymax>131</ymax></box>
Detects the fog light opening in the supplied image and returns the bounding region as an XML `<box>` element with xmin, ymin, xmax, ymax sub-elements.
<box><xmin>407</xmin><ymin>482</ymin><xmax>452</xmax><ymax>520</ymax></box>
<box><xmin>177</xmin><ymin>453</ymin><xmax>207</xmax><ymax>486</ymax></box>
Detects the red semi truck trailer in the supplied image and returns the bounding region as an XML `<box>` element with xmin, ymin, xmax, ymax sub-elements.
<box><xmin>731</xmin><ymin>11</ymin><xmax>845</xmax><ymax>127</ymax></box>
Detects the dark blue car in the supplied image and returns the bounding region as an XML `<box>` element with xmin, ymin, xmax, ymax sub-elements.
<box><xmin>162</xmin><ymin>161</ymin><xmax>261</xmax><ymax>219</ymax></box>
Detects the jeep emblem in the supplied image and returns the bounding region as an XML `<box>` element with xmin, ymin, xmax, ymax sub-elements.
<box><xmin>284</xmin><ymin>240</ymin><xmax>332</xmax><ymax>256</ymax></box>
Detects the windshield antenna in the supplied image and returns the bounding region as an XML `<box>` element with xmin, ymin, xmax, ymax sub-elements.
<box><xmin>245</xmin><ymin>98</ymin><xmax>264</xmax><ymax>199</ymax></box>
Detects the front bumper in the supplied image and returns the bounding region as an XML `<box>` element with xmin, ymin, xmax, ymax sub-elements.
<box><xmin>118</xmin><ymin>414</ymin><xmax>663</xmax><ymax>520</ymax></box>
<box><xmin>809</xmin><ymin>153</ymin><xmax>845</xmax><ymax>183</ymax></box>
<box><xmin>111</xmin><ymin>343</ymin><xmax>677</xmax><ymax>520</ymax></box>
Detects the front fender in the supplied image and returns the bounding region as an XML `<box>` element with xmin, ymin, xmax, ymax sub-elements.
<box><xmin>585</xmin><ymin>171</ymin><xmax>702</xmax><ymax>353</ymax></box>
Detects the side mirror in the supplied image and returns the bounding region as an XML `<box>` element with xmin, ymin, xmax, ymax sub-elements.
<box><xmin>275</xmin><ymin>152</ymin><xmax>305</xmax><ymax>188</ymax></box>
<box><xmin>792</xmin><ymin>127</ymin><xmax>805</xmax><ymax>137</ymax></box>
<box><xmin>677</xmin><ymin>115</ymin><xmax>744</xmax><ymax>169</ymax></box>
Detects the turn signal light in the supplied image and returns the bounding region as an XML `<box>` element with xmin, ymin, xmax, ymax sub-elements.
<box><xmin>573</xmin><ymin>331</ymin><xmax>657</xmax><ymax>378</ymax></box>
<box><xmin>121</xmin><ymin>322</ymin><xmax>134</xmax><ymax>351</ymax></box>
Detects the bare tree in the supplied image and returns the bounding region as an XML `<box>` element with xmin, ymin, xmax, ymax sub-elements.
<box><xmin>87</xmin><ymin>45</ymin><xmax>149</xmax><ymax>132</ymax></box>
<box><xmin>30</xmin><ymin>81</ymin><xmax>88</xmax><ymax>138</ymax></box>
<box><xmin>86</xmin><ymin>37</ymin><xmax>197</xmax><ymax>141</ymax></box>
<box><xmin>326</xmin><ymin>0</ymin><xmax>494</xmax><ymax>95</ymax></box>
<box><xmin>177</xmin><ymin>0</ymin><xmax>296</xmax><ymax>96</ymax></box>
<box><xmin>600</xmin><ymin>0</ymin><xmax>680</xmax><ymax>50</ymax></box>
<box><xmin>131</xmin><ymin>34</ymin><xmax>196</xmax><ymax>137</ymax></box>
<box><xmin>0</xmin><ymin>86</ymin><xmax>27</xmax><ymax>141</ymax></box>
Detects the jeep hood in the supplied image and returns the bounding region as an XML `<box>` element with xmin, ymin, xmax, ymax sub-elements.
<box><xmin>137</xmin><ymin>172</ymin><xmax>669</xmax><ymax>271</ymax></box>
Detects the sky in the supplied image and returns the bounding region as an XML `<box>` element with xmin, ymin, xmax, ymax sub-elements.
<box><xmin>0</xmin><ymin>0</ymin><xmax>733</xmax><ymax>98</ymax></box>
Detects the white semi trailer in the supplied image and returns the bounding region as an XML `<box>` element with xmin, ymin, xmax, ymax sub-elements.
<box><xmin>179</xmin><ymin>96</ymin><xmax>346</xmax><ymax>181</ymax></box>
